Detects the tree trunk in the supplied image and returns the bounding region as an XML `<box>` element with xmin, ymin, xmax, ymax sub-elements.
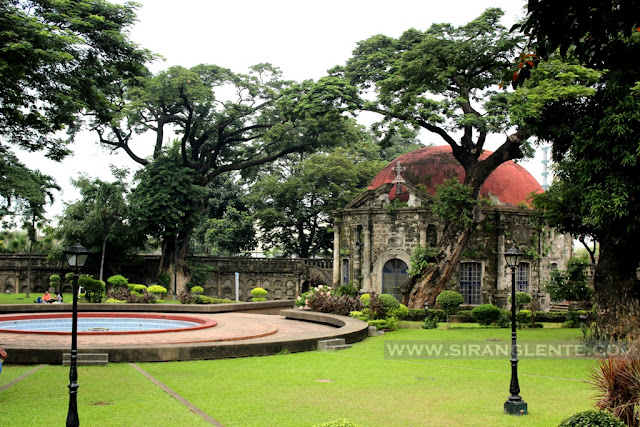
<box><xmin>158</xmin><ymin>232</ymin><xmax>191</xmax><ymax>296</ymax></box>
<box><xmin>26</xmin><ymin>243</ymin><xmax>32</xmax><ymax>298</ymax></box>
<box><xmin>99</xmin><ymin>236</ymin><xmax>107</xmax><ymax>282</ymax></box>
<box><xmin>406</xmin><ymin>223</ymin><xmax>473</xmax><ymax>308</ymax></box>
<box><xmin>594</xmin><ymin>236</ymin><xmax>640</xmax><ymax>339</ymax></box>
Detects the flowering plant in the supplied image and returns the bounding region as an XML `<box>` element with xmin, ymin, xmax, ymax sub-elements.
<box><xmin>296</xmin><ymin>284</ymin><xmax>332</xmax><ymax>308</ymax></box>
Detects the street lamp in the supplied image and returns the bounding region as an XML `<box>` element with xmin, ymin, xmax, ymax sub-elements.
<box><xmin>503</xmin><ymin>245</ymin><xmax>527</xmax><ymax>416</ymax></box>
<box><xmin>63</xmin><ymin>241</ymin><xmax>90</xmax><ymax>427</ymax></box>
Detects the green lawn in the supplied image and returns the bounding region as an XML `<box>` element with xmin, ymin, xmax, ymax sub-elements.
<box><xmin>0</xmin><ymin>326</ymin><xmax>597</xmax><ymax>426</ymax></box>
<box><xmin>0</xmin><ymin>292</ymin><xmax>181</xmax><ymax>305</ymax></box>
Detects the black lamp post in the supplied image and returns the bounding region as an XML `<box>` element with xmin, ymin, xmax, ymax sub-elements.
<box><xmin>503</xmin><ymin>245</ymin><xmax>527</xmax><ymax>416</ymax></box>
<box><xmin>63</xmin><ymin>241</ymin><xmax>90</xmax><ymax>427</ymax></box>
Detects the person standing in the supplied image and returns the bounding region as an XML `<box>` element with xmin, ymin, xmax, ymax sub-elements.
<box><xmin>0</xmin><ymin>346</ymin><xmax>7</xmax><ymax>373</ymax></box>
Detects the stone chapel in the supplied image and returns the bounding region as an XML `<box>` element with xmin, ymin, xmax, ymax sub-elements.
<box><xmin>331</xmin><ymin>145</ymin><xmax>572</xmax><ymax>309</ymax></box>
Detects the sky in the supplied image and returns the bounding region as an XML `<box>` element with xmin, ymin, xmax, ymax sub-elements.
<box><xmin>17</xmin><ymin>0</ymin><xmax>550</xmax><ymax>220</ymax></box>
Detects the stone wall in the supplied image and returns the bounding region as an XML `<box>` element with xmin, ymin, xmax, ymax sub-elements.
<box><xmin>0</xmin><ymin>254</ymin><xmax>332</xmax><ymax>301</ymax></box>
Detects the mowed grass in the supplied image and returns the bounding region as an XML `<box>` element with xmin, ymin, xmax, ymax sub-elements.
<box><xmin>0</xmin><ymin>292</ymin><xmax>181</xmax><ymax>305</ymax></box>
<box><xmin>0</xmin><ymin>326</ymin><xmax>597</xmax><ymax>426</ymax></box>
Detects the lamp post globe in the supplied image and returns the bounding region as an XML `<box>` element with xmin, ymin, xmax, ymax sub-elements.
<box><xmin>503</xmin><ymin>245</ymin><xmax>527</xmax><ymax>416</ymax></box>
<box><xmin>63</xmin><ymin>241</ymin><xmax>90</xmax><ymax>427</ymax></box>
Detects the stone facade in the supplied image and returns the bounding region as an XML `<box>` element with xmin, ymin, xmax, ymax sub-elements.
<box><xmin>332</xmin><ymin>182</ymin><xmax>572</xmax><ymax>309</ymax></box>
<box><xmin>0</xmin><ymin>254</ymin><xmax>332</xmax><ymax>301</ymax></box>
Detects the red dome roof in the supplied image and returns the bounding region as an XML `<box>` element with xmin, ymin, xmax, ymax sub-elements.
<box><xmin>369</xmin><ymin>145</ymin><xmax>543</xmax><ymax>205</ymax></box>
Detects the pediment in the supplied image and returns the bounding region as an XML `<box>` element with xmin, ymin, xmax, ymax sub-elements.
<box><xmin>343</xmin><ymin>182</ymin><xmax>430</xmax><ymax>210</ymax></box>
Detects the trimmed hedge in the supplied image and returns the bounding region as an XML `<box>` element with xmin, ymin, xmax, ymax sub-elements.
<box><xmin>558</xmin><ymin>410</ymin><xmax>625</xmax><ymax>427</ymax></box>
<box><xmin>456</xmin><ymin>310</ymin><xmax>475</xmax><ymax>323</ymax></box>
<box><xmin>472</xmin><ymin>304</ymin><xmax>501</xmax><ymax>326</ymax></box>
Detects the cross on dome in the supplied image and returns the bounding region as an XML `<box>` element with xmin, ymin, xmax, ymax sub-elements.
<box><xmin>392</xmin><ymin>162</ymin><xmax>406</xmax><ymax>183</ymax></box>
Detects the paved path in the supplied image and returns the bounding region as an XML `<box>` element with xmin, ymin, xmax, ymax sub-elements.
<box><xmin>0</xmin><ymin>312</ymin><xmax>336</xmax><ymax>349</ymax></box>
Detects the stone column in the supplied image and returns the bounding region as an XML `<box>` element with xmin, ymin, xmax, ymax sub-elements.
<box><xmin>419</xmin><ymin>224</ymin><xmax>427</xmax><ymax>248</ymax></box>
<box><xmin>361</xmin><ymin>228</ymin><xmax>372</xmax><ymax>292</ymax></box>
<box><xmin>352</xmin><ymin>226</ymin><xmax>361</xmax><ymax>287</ymax></box>
<box><xmin>332</xmin><ymin>222</ymin><xmax>341</xmax><ymax>285</ymax></box>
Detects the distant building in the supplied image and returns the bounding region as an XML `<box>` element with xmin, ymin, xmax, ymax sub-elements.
<box><xmin>332</xmin><ymin>146</ymin><xmax>572</xmax><ymax>309</ymax></box>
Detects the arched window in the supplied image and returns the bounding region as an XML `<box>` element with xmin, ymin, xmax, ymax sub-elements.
<box><xmin>459</xmin><ymin>262</ymin><xmax>482</xmax><ymax>305</ymax></box>
<box><xmin>382</xmin><ymin>259</ymin><xmax>408</xmax><ymax>301</ymax></box>
<box><xmin>517</xmin><ymin>262</ymin><xmax>530</xmax><ymax>293</ymax></box>
<box><xmin>342</xmin><ymin>259</ymin><xmax>350</xmax><ymax>285</ymax></box>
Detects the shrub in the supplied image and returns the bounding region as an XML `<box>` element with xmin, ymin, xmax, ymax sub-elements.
<box><xmin>558</xmin><ymin>410</ymin><xmax>625</xmax><ymax>427</ymax></box>
<box><xmin>456</xmin><ymin>310</ymin><xmax>475</xmax><ymax>323</ymax></box>
<box><xmin>307</xmin><ymin>292</ymin><xmax>363</xmax><ymax>317</ymax></box>
<box><xmin>425</xmin><ymin>308</ymin><xmax>447</xmax><ymax>322</ymax></box>
<box><xmin>590</xmin><ymin>356</ymin><xmax>640</xmax><ymax>426</ymax></box>
<box><xmin>403</xmin><ymin>308</ymin><xmax>428</xmax><ymax>321</ymax></box>
<box><xmin>147</xmin><ymin>285</ymin><xmax>167</xmax><ymax>297</ymax></box>
<box><xmin>498</xmin><ymin>309</ymin><xmax>511</xmax><ymax>328</ymax></box>
<box><xmin>190</xmin><ymin>285</ymin><xmax>204</xmax><ymax>294</ymax></box>
<box><xmin>436</xmin><ymin>291</ymin><xmax>464</xmax><ymax>329</ymax></box>
<box><xmin>195</xmin><ymin>295</ymin><xmax>237</xmax><ymax>304</ymax></box>
<box><xmin>367</xmin><ymin>317</ymin><xmax>398</xmax><ymax>331</ymax></box>
<box><xmin>472</xmin><ymin>304</ymin><xmax>501</xmax><ymax>326</ymax></box>
<box><xmin>296</xmin><ymin>285</ymin><xmax>331</xmax><ymax>308</ymax></box>
<box><xmin>251</xmin><ymin>287</ymin><xmax>268</xmax><ymax>302</ymax></box>
<box><xmin>509</xmin><ymin>292</ymin><xmax>532</xmax><ymax>309</ymax></box>
<box><xmin>421</xmin><ymin>317</ymin><xmax>439</xmax><ymax>329</ymax></box>
<box><xmin>105</xmin><ymin>298</ymin><xmax>126</xmax><ymax>304</ymax></box>
<box><xmin>516</xmin><ymin>309</ymin><xmax>532</xmax><ymax>328</ymax></box>
<box><xmin>392</xmin><ymin>303</ymin><xmax>409</xmax><ymax>319</ymax></box>
<box><xmin>132</xmin><ymin>284</ymin><xmax>147</xmax><ymax>293</ymax></box>
<box><xmin>251</xmin><ymin>287</ymin><xmax>267</xmax><ymax>297</ymax></box>
<box><xmin>534</xmin><ymin>311</ymin><xmax>568</xmax><ymax>322</ymax></box>
<box><xmin>379</xmin><ymin>293</ymin><xmax>401</xmax><ymax>316</ymax></box>
<box><xmin>563</xmin><ymin>310</ymin><xmax>591</xmax><ymax>328</ymax></box>
<box><xmin>360</xmin><ymin>293</ymin><xmax>371</xmax><ymax>307</ymax></box>
<box><xmin>335</xmin><ymin>284</ymin><xmax>358</xmax><ymax>297</ymax></box>
<box><xmin>436</xmin><ymin>291</ymin><xmax>463</xmax><ymax>314</ymax></box>
<box><xmin>49</xmin><ymin>274</ymin><xmax>61</xmax><ymax>290</ymax></box>
<box><xmin>107</xmin><ymin>275</ymin><xmax>128</xmax><ymax>289</ymax></box>
<box><xmin>78</xmin><ymin>275</ymin><xmax>105</xmax><ymax>303</ymax></box>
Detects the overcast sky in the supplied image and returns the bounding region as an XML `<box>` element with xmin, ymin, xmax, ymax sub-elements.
<box><xmin>18</xmin><ymin>0</ymin><xmax>550</xmax><ymax>220</ymax></box>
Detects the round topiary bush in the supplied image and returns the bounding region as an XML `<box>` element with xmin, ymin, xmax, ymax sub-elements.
<box><xmin>379</xmin><ymin>293</ymin><xmax>401</xmax><ymax>316</ymax></box>
<box><xmin>471</xmin><ymin>304</ymin><xmax>501</xmax><ymax>326</ymax></box>
<box><xmin>147</xmin><ymin>285</ymin><xmax>167</xmax><ymax>297</ymax></box>
<box><xmin>132</xmin><ymin>284</ymin><xmax>147</xmax><ymax>293</ymax></box>
<box><xmin>436</xmin><ymin>291</ymin><xmax>464</xmax><ymax>314</ymax></box>
<box><xmin>558</xmin><ymin>410</ymin><xmax>625</xmax><ymax>427</ymax></box>
<box><xmin>360</xmin><ymin>293</ymin><xmax>371</xmax><ymax>307</ymax></box>
<box><xmin>251</xmin><ymin>287</ymin><xmax>268</xmax><ymax>302</ymax></box>
<box><xmin>509</xmin><ymin>291</ymin><xmax>532</xmax><ymax>309</ymax></box>
<box><xmin>190</xmin><ymin>285</ymin><xmax>204</xmax><ymax>294</ymax></box>
<box><xmin>107</xmin><ymin>274</ymin><xmax>128</xmax><ymax>289</ymax></box>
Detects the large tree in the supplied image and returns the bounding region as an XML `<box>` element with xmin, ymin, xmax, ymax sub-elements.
<box><xmin>58</xmin><ymin>167</ymin><xmax>138</xmax><ymax>281</ymax></box>
<box><xmin>248</xmin><ymin>134</ymin><xmax>393</xmax><ymax>258</ymax></box>
<box><xmin>518</xmin><ymin>0</ymin><xmax>640</xmax><ymax>337</ymax></box>
<box><xmin>339</xmin><ymin>9</ymin><xmax>536</xmax><ymax>307</ymax></box>
<box><xmin>99</xmin><ymin>64</ymin><xmax>359</xmax><ymax>293</ymax></box>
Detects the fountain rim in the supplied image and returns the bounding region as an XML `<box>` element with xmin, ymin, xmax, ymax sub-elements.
<box><xmin>0</xmin><ymin>312</ymin><xmax>217</xmax><ymax>335</ymax></box>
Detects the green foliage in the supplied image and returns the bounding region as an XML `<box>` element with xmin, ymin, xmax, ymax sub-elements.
<box><xmin>359</xmin><ymin>293</ymin><xmax>371</xmax><ymax>307</ymax></box>
<box><xmin>367</xmin><ymin>317</ymin><xmax>398</xmax><ymax>331</ymax></box>
<box><xmin>563</xmin><ymin>310</ymin><xmax>591</xmax><ymax>329</ymax></box>
<box><xmin>471</xmin><ymin>304</ymin><xmax>501</xmax><ymax>326</ymax></box>
<box><xmin>78</xmin><ymin>275</ymin><xmax>105</xmax><ymax>303</ymax></box>
<box><xmin>435</xmin><ymin>291</ymin><xmax>464</xmax><ymax>315</ymax></box>
<box><xmin>509</xmin><ymin>292</ymin><xmax>532</xmax><ymax>309</ymax></box>
<box><xmin>425</xmin><ymin>309</ymin><xmax>447</xmax><ymax>323</ymax></box>
<box><xmin>590</xmin><ymin>356</ymin><xmax>640</xmax><ymax>427</ymax></box>
<box><xmin>247</xmin><ymin>141</ymin><xmax>386</xmax><ymax>257</ymax></box>
<box><xmin>432</xmin><ymin>179</ymin><xmax>477</xmax><ymax>229</ymax></box>
<box><xmin>132</xmin><ymin>284</ymin><xmax>148</xmax><ymax>293</ymax></box>
<box><xmin>49</xmin><ymin>275</ymin><xmax>61</xmax><ymax>288</ymax></box>
<box><xmin>498</xmin><ymin>309</ymin><xmax>511</xmax><ymax>328</ymax></box>
<box><xmin>251</xmin><ymin>287</ymin><xmax>268</xmax><ymax>302</ymax></box>
<box><xmin>403</xmin><ymin>308</ymin><xmax>429</xmax><ymax>321</ymax></box>
<box><xmin>156</xmin><ymin>273</ymin><xmax>170</xmax><ymax>288</ymax></box>
<box><xmin>58</xmin><ymin>170</ymin><xmax>138</xmax><ymax>280</ymax></box>
<box><xmin>105</xmin><ymin>298</ymin><xmax>126</xmax><ymax>304</ymax></box>
<box><xmin>408</xmin><ymin>244</ymin><xmax>437</xmax><ymax>277</ymax></box>
<box><xmin>107</xmin><ymin>275</ymin><xmax>128</xmax><ymax>289</ymax></box>
<box><xmin>558</xmin><ymin>410</ymin><xmax>625</xmax><ymax>427</ymax></box>
<box><xmin>392</xmin><ymin>304</ymin><xmax>409</xmax><ymax>319</ymax></box>
<box><xmin>335</xmin><ymin>284</ymin><xmax>358</xmax><ymax>298</ymax></box>
<box><xmin>456</xmin><ymin>310</ymin><xmax>475</xmax><ymax>323</ymax></box>
<box><xmin>379</xmin><ymin>293</ymin><xmax>400</xmax><ymax>315</ymax></box>
<box><xmin>421</xmin><ymin>317</ymin><xmax>439</xmax><ymax>329</ymax></box>
<box><xmin>306</xmin><ymin>289</ymin><xmax>363</xmax><ymax>317</ymax></box>
<box><xmin>516</xmin><ymin>310</ymin><xmax>532</xmax><ymax>328</ymax></box>
<box><xmin>544</xmin><ymin>256</ymin><xmax>594</xmax><ymax>303</ymax></box>
<box><xmin>190</xmin><ymin>286</ymin><xmax>204</xmax><ymax>294</ymax></box>
<box><xmin>147</xmin><ymin>285</ymin><xmax>167</xmax><ymax>296</ymax></box>
<box><xmin>0</xmin><ymin>0</ymin><xmax>152</xmax><ymax>158</ymax></box>
<box><xmin>251</xmin><ymin>287</ymin><xmax>268</xmax><ymax>297</ymax></box>
<box><xmin>185</xmin><ymin>262</ymin><xmax>217</xmax><ymax>288</ymax></box>
<box><xmin>204</xmin><ymin>207</ymin><xmax>256</xmax><ymax>256</ymax></box>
